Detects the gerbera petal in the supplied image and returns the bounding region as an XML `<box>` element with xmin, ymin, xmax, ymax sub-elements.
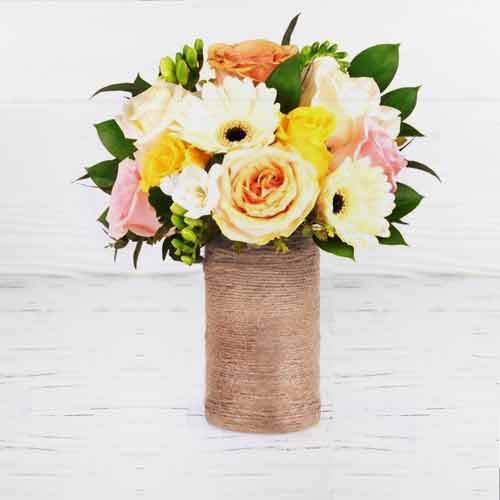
<box><xmin>317</xmin><ymin>156</ymin><xmax>395</xmax><ymax>248</ymax></box>
<box><xmin>174</xmin><ymin>76</ymin><xmax>280</xmax><ymax>153</ymax></box>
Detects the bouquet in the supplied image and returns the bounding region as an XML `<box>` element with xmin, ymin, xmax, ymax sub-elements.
<box><xmin>79</xmin><ymin>14</ymin><xmax>439</xmax><ymax>267</ymax></box>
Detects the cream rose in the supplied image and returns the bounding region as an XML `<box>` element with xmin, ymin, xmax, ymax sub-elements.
<box><xmin>301</xmin><ymin>57</ymin><xmax>401</xmax><ymax>149</ymax></box>
<box><xmin>213</xmin><ymin>147</ymin><xmax>320</xmax><ymax>245</ymax></box>
<box><xmin>116</xmin><ymin>79</ymin><xmax>186</xmax><ymax>145</ymax></box>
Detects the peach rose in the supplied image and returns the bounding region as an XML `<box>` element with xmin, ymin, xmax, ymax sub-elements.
<box><xmin>212</xmin><ymin>147</ymin><xmax>319</xmax><ymax>245</ymax></box>
<box><xmin>330</xmin><ymin>117</ymin><xmax>407</xmax><ymax>191</ymax></box>
<box><xmin>208</xmin><ymin>39</ymin><xmax>297</xmax><ymax>84</ymax></box>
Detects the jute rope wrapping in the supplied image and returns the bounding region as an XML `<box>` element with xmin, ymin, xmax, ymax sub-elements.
<box><xmin>204</xmin><ymin>235</ymin><xmax>320</xmax><ymax>433</ymax></box>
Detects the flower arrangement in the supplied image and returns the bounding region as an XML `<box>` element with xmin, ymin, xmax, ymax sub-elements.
<box><xmin>79</xmin><ymin>14</ymin><xmax>439</xmax><ymax>267</ymax></box>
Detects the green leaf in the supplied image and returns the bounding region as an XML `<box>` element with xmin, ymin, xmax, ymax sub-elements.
<box><xmin>266</xmin><ymin>53</ymin><xmax>302</xmax><ymax>113</ymax></box>
<box><xmin>85</xmin><ymin>159</ymin><xmax>119</xmax><ymax>193</ymax></box>
<box><xmin>147</xmin><ymin>224</ymin><xmax>173</xmax><ymax>245</ymax></box>
<box><xmin>406</xmin><ymin>161</ymin><xmax>441</xmax><ymax>182</ymax></box>
<box><xmin>92</xmin><ymin>74</ymin><xmax>151</xmax><ymax>98</ymax></box>
<box><xmin>97</xmin><ymin>207</ymin><xmax>109</xmax><ymax>228</ymax></box>
<box><xmin>148</xmin><ymin>187</ymin><xmax>173</xmax><ymax>226</ymax></box>
<box><xmin>377</xmin><ymin>223</ymin><xmax>408</xmax><ymax>246</ymax></box>
<box><xmin>133</xmin><ymin>240</ymin><xmax>143</xmax><ymax>269</ymax></box>
<box><xmin>399</xmin><ymin>122</ymin><xmax>424</xmax><ymax>137</ymax></box>
<box><xmin>313</xmin><ymin>235</ymin><xmax>355</xmax><ymax>260</ymax></box>
<box><xmin>74</xmin><ymin>172</ymin><xmax>90</xmax><ymax>182</ymax></box>
<box><xmin>388</xmin><ymin>182</ymin><xmax>424</xmax><ymax>222</ymax></box>
<box><xmin>381</xmin><ymin>86</ymin><xmax>420</xmax><ymax>121</ymax></box>
<box><xmin>206</xmin><ymin>153</ymin><xmax>225</xmax><ymax>171</ymax></box>
<box><xmin>162</xmin><ymin>236</ymin><xmax>172</xmax><ymax>261</ymax></box>
<box><xmin>281</xmin><ymin>13</ymin><xmax>300</xmax><ymax>45</ymax></box>
<box><xmin>349</xmin><ymin>44</ymin><xmax>399</xmax><ymax>92</ymax></box>
<box><xmin>94</xmin><ymin>120</ymin><xmax>136</xmax><ymax>160</ymax></box>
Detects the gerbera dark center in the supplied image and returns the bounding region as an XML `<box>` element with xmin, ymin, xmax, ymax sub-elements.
<box><xmin>225</xmin><ymin>126</ymin><xmax>247</xmax><ymax>142</ymax></box>
<box><xmin>332</xmin><ymin>193</ymin><xmax>345</xmax><ymax>214</ymax></box>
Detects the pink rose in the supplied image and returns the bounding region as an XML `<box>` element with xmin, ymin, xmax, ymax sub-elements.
<box><xmin>106</xmin><ymin>159</ymin><xmax>161</xmax><ymax>239</ymax></box>
<box><xmin>330</xmin><ymin>117</ymin><xmax>407</xmax><ymax>191</ymax></box>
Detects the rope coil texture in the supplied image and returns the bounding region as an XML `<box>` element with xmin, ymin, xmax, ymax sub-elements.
<box><xmin>204</xmin><ymin>235</ymin><xmax>320</xmax><ymax>433</ymax></box>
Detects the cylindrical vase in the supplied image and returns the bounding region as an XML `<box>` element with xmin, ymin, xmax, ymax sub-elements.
<box><xmin>203</xmin><ymin>235</ymin><xmax>320</xmax><ymax>433</ymax></box>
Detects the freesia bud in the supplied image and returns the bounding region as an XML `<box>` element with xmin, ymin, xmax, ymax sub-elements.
<box><xmin>195</xmin><ymin>40</ymin><xmax>204</xmax><ymax>68</ymax></box>
<box><xmin>181</xmin><ymin>241</ymin><xmax>194</xmax><ymax>254</ymax></box>
<box><xmin>171</xmin><ymin>203</ymin><xmax>187</xmax><ymax>216</ymax></box>
<box><xmin>181</xmin><ymin>255</ymin><xmax>194</xmax><ymax>266</ymax></box>
<box><xmin>194</xmin><ymin>38</ymin><xmax>204</xmax><ymax>54</ymax></box>
<box><xmin>181</xmin><ymin>227</ymin><xmax>198</xmax><ymax>243</ymax></box>
<box><xmin>301</xmin><ymin>45</ymin><xmax>312</xmax><ymax>58</ymax></box>
<box><xmin>171</xmin><ymin>238</ymin><xmax>184</xmax><ymax>250</ymax></box>
<box><xmin>184</xmin><ymin>217</ymin><xmax>204</xmax><ymax>228</ymax></box>
<box><xmin>171</xmin><ymin>214</ymin><xmax>187</xmax><ymax>229</ymax></box>
<box><xmin>184</xmin><ymin>46</ymin><xmax>199</xmax><ymax>71</ymax></box>
<box><xmin>176</xmin><ymin>59</ymin><xmax>190</xmax><ymax>87</ymax></box>
<box><xmin>160</xmin><ymin>56</ymin><xmax>177</xmax><ymax>83</ymax></box>
<box><xmin>320</xmin><ymin>41</ymin><xmax>331</xmax><ymax>52</ymax></box>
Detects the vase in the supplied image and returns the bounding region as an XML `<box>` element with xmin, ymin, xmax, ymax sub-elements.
<box><xmin>203</xmin><ymin>234</ymin><xmax>320</xmax><ymax>433</ymax></box>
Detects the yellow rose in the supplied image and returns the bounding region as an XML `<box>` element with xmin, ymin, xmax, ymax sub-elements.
<box><xmin>184</xmin><ymin>146</ymin><xmax>211</xmax><ymax>169</ymax></box>
<box><xmin>277</xmin><ymin>106</ymin><xmax>335</xmax><ymax>180</ymax></box>
<box><xmin>138</xmin><ymin>132</ymin><xmax>187</xmax><ymax>192</ymax></box>
<box><xmin>137</xmin><ymin>131</ymin><xmax>209</xmax><ymax>192</ymax></box>
<box><xmin>213</xmin><ymin>147</ymin><xmax>320</xmax><ymax>245</ymax></box>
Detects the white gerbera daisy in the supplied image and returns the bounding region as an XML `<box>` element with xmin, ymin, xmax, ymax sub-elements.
<box><xmin>172</xmin><ymin>77</ymin><xmax>280</xmax><ymax>153</ymax></box>
<box><xmin>317</xmin><ymin>157</ymin><xmax>395</xmax><ymax>248</ymax></box>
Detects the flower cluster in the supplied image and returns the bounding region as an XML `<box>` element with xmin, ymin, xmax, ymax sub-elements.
<box><xmin>81</xmin><ymin>15</ymin><xmax>438</xmax><ymax>266</ymax></box>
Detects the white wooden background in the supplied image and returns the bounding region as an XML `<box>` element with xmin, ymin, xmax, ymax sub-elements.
<box><xmin>0</xmin><ymin>1</ymin><xmax>499</xmax><ymax>499</ymax></box>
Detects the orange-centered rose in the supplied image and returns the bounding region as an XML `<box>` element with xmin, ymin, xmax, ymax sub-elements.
<box><xmin>213</xmin><ymin>147</ymin><xmax>319</xmax><ymax>245</ymax></box>
<box><xmin>208</xmin><ymin>39</ymin><xmax>298</xmax><ymax>83</ymax></box>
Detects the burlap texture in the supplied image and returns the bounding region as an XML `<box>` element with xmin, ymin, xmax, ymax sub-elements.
<box><xmin>203</xmin><ymin>235</ymin><xmax>320</xmax><ymax>433</ymax></box>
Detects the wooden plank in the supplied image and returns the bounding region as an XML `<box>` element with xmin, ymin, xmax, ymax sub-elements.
<box><xmin>0</xmin><ymin>274</ymin><xmax>498</xmax><ymax>499</ymax></box>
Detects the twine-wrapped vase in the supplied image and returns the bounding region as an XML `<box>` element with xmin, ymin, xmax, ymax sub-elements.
<box><xmin>203</xmin><ymin>235</ymin><xmax>320</xmax><ymax>433</ymax></box>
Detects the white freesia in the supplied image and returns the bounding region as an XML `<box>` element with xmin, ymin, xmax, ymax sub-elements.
<box><xmin>161</xmin><ymin>165</ymin><xmax>223</xmax><ymax>219</ymax></box>
<box><xmin>116</xmin><ymin>79</ymin><xmax>186</xmax><ymax>145</ymax></box>
<box><xmin>316</xmin><ymin>156</ymin><xmax>395</xmax><ymax>248</ymax></box>
<box><xmin>172</xmin><ymin>76</ymin><xmax>280</xmax><ymax>153</ymax></box>
<box><xmin>301</xmin><ymin>57</ymin><xmax>401</xmax><ymax>149</ymax></box>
